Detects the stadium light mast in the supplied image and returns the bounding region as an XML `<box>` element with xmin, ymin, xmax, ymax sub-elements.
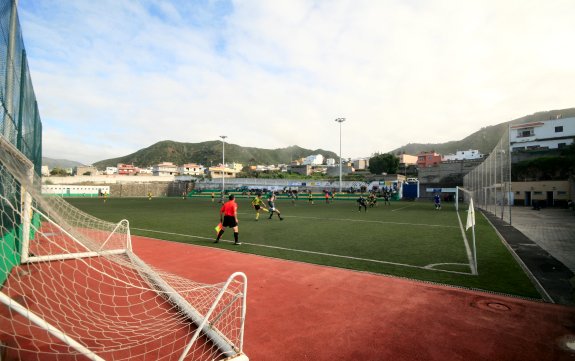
<box><xmin>220</xmin><ymin>135</ymin><xmax>227</xmax><ymax>201</ymax></box>
<box><xmin>335</xmin><ymin>118</ymin><xmax>346</xmax><ymax>193</ymax></box>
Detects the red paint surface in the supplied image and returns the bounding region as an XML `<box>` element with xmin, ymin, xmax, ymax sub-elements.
<box><xmin>133</xmin><ymin>236</ymin><xmax>575</xmax><ymax>361</ymax></box>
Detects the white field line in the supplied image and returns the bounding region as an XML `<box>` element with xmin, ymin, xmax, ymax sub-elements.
<box><xmin>133</xmin><ymin>227</ymin><xmax>473</xmax><ymax>276</ymax></box>
<box><xmin>455</xmin><ymin>211</ymin><xmax>477</xmax><ymax>275</ymax></box>
<box><xmin>391</xmin><ymin>205</ymin><xmax>416</xmax><ymax>212</ymax></box>
<box><xmin>236</xmin><ymin>212</ymin><xmax>458</xmax><ymax>228</ymax></box>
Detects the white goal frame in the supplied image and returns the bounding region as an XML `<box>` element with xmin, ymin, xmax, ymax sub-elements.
<box><xmin>0</xmin><ymin>134</ymin><xmax>248</xmax><ymax>360</ymax></box>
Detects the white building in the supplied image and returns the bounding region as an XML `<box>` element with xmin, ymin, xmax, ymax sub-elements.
<box><xmin>153</xmin><ymin>162</ymin><xmax>178</xmax><ymax>176</ymax></box>
<box><xmin>105</xmin><ymin>166</ymin><xmax>118</xmax><ymax>175</ymax></box>
<box><xmin>302</xmin><ymin>154</ymin><xmax>324</xmax><ymax>165</ymax></box>
<box><xmin>139</xmin><ymin>167</ymin><xmax>153</xmax><ymax>175</ymax></box>
<box><xmin>326</xmin><ymin>158</ymin><xmax>336</xmax><ymax>166</ymax></box>
<box><xmin>443</xmin><ymin>149</ymin><xmax>484</xmax><ymax>161</ymax></box>
<box><xmin>510</xmin><ymin>117</ymin><xmax>575</xmax><ymax>151</ymax></box>
<box><xmin>178</xmin><ymin>163</ymin><xmax>205</xmax><ymax>176</ymax></box>
<box><xmin>41</xmin><ymin>165</ymin><xmax>50</xmax><ymax>176</ymax></box>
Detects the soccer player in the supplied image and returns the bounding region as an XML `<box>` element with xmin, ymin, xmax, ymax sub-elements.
<box><xmin>289</xmin><ymin>190</ymin><xmax>296</xmax><ymax>206</ymax></box>
<box><xmin>357</xmin><ymin>195</ymin><xmax>368</xmax><ymax>212</ymax></box>
<box><xmin>267</xmin><ymin>192</ymin><xmax>284</xmax><ymax>220</ymax></box>
<box><xmin>434</xmin><ymin>193</ymin><xmax>442</xmax><ymax>210</ymax></box>
<box><xmin>211</xmin><ymin>192</ymin><xmax>215</xmax><ymax>202</ymax></box>
<box><xmin>251</xmin><ymin>193</ymin><xmax>269</xmax><ymax>221</ymax></box>
<box><xmin>148</xmin><ymin>192</ymin><xmax>152</xmax><ymax>200</ymax></box>
<box><xmin>308</xmin><ymin>190</ymin><xmax>314</xmax><ymax>205</ymax></box>
<box><xmin>383</xmin><ymin>190</ymin><xmax>391</xmax><ymax>205</ymax></box>
<box><xmin>368</xmin><ymin>192</ymin><xmax>377</xmax><ymax>207</ymax></box>
<box><xmin>215</xmin><ymin>194</ymin><xmax>240</xmax><ymax>245</ymax></box>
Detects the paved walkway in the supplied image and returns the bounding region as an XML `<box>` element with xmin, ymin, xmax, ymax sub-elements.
<box><xmin>484</xmin><ymin>206</ymin><xmax>575</xmax><ymax>305</ymax></box>
<box><xmin>510</xmin><ymin>207</ymin><xmax>575</xmax><ymax>273</ymax></box>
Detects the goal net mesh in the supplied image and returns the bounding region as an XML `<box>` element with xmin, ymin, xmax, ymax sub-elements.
<box><xmin>0</xmin><ymin>136</ymin><xmax>247</xmax><ymax>361</ymax></box>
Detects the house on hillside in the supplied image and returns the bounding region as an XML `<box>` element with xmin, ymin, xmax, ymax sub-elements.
<box><xmin>117</xmin><ymin>164</ymin><xmax>139</xmax><ymax>175</ymax></box>
<box><xmin>443</xmin><ymin>149</ymin><xmax>484</xmax><ymax>161</ymax></box>
<box><xmin>178</xmin><ymin>163</ymin><xmax>205</xmax><ymax>176</ymax></box>
<box><xmin>302</xmin><ymin>154</ymin><xmax>324</xmax><ymax>165</ymax></box>
<box><xmin>152</xmin><ymin>162</ymin><xmax>177</xmax><ymax>176</ymax></box>
<box><xmin>510</xmin><ymin>116</ymin><xmax>575</xmax><ymax>152</ymax></box>
<box><xmin>398</xmin><ymin>154</ymin><xmax>417</xmax><ymax>166</ymax></box>
<box><xmin>208</xmin><ymin>165</ymin><xmax>238</xmax><ymax>179</ymax></box>
<box><xmin>416</xmin><ymin>151</ymin><xmax>442</xmax><ymax>168</ymax></box>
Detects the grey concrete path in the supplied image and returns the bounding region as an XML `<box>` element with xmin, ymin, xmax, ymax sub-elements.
<box><xmin>484</xmin><ymin>206</ymin><xmax>575</xmax><ymax>305</ymax></box>
<box><xmin>509</xmin><ymin>207</ymin><xmax>575</xmax><ymax>273</ymax></box>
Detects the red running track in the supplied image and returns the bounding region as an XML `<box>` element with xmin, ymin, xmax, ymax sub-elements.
<box><xmin>133</xmin><ymin>236</ymin><xmax>575</xmax><ymax>361</ymax></box>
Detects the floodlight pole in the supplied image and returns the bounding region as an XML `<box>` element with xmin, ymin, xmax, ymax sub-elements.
<box><xmin>220</xmin><ymin>135</ymin><xmax>227</xmax><ymax>201</ymax></box>
<box><xmin>335</xmin><ymin>118</ymin><xmax>345</xmax><ymax>193</ymax></box>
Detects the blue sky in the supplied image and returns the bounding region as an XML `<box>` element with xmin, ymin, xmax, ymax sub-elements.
<box><xmin>18</xmin><ymin>0</ymin><xmax>575</xmax><ymax>164</ymax></box>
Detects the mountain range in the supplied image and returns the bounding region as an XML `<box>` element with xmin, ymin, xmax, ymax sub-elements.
<box><xmin>43</xmin><ymin>107</ymin><xmax>574</xmax><ymax>170</ymax></box>
<box><xmin>91</xmin><ymin>142</ymin><xmax>338</xmax><ymax>169</ymax></box>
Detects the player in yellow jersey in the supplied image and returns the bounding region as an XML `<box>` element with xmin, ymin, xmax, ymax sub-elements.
<box><xmin>251</xmin><ymin>193</ymin><xmax>269</xmax><ymax>221</ymax></box>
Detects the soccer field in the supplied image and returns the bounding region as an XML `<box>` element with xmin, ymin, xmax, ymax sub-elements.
<box><xmin>66</xmin><ymin>196</ymin><xmax>540</xmax><ymax>299</ymax></box>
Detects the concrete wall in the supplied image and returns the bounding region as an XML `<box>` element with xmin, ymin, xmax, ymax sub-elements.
<box><xmin>109</xmin><ymin>182</ymin><xmax>192</xmax><ymax>197</ymax></box>
<box><xmin>512</xmin><ymin>180</ymin><xmax>571</xmax><ymax>207</ymax></box>
<box><xmin>418</xmin><ymin>159</ymin><xmax>482</xmax><ymax>184</ymax></box>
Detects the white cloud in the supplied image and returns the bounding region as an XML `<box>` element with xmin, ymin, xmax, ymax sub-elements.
<box><xmin>18</xmin><ymin>0</ymin><xmax>575</xmax><ymax>164</ymax></box>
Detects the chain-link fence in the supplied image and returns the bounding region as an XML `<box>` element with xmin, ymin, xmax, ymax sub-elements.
<box><xmin>0</xmin><ymin>0</ymin><xmax>42</xmax><ymax>173</ymax></box>
<box><xmin>463</xmin><ymin>126</ymin><xmax>513</xmax><ymax>224</ymax></box>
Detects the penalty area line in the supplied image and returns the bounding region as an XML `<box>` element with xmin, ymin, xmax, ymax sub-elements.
<box><xmin>236</xmin><ymin>212</ymin><xmax>458</xmax><ymax>228</ymax></box>
<box><xmin>132</xmin><ymin>227</ymin><xmax>473</xmax><ymax>275</ymax></box>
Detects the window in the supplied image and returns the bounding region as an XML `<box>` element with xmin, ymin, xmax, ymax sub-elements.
<box><xmin>555</xmin><ymin>126</ymin><xmax>563</xmax><ymax>132</ymax></box>
<box><xmin>558</xmin><ymin>143</ymin><xmax>566</xmax><ymax>148</ymax></box>
<box><xmin>517</xmin><ymin>128</ymin><xmax>534</xmax><ymax>137</ymax></box>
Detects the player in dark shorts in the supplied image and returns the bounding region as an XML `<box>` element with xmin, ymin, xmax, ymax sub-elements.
<box><xmin>357</xmin><ymin>195</ymin><xmax>368</xmax><ymax>212</ymax></box>
<box><xmin>251</xmin><ymin>193</ymin><xmax>269</xmax><ymax>220</ymax></box>
<box><xmin>368</xmin><ymin>192</ymin><xmax>377</xmax><ymax>207</ymax></box>
<box><xmin>267</xmin><ymin>192</ymin><xmax>284</xmax><ymax>220</ymax></box>
<box><xmin>434</xmin><ymin>194</ymin><xmax>442</xmax><ymax>210</ymax></box>
<box><xmin>383</xmin><ymin>190</ymin><xmax>391</xmax><ymax>205</ymax></box>
<box><xmin>215</xmin><ymin>194</ymin><xmax>240</xmax><ymax>245</ymax></box>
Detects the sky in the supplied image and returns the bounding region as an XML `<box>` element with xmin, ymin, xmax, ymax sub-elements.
<box><xmin>17</xmin><ymin>0</ymin><xmax>575</xmax><ymax>165</ymax></box>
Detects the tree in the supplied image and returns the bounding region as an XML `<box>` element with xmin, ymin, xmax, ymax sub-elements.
<box><xmin>368</xmin><ymin>153</ymin><xmax>400</xmax><ymax>175</ymax></box>
<box><xmin>49</xmin><ymin>167</ymin><xmax>69</xmax><ymax>176</ymax></box>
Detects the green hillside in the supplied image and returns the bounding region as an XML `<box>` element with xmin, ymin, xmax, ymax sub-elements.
<box><xmin>391</xmin><ymin>108</ymin><xmax>575</xmax><ymax>156</ymax></box>
<box><xmin>93</xmin><ymin>141</ymin><xmax>338</xmax><ymax>169</ymax></box>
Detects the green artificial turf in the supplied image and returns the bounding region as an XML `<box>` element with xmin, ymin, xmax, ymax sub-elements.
<box><xmin>66</xmin><ymin>196</ymin><xmax>541</xmax><ymax>299</ymax></box>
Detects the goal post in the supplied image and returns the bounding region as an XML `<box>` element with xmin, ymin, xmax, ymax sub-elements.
<box><xmin>456</xmin><ymin>186</ymin><xmax>478</xmax><ymax>274</ymax></box>
<box><xmin>0</xmin><ymin>134</ymin><xmax>249</xmax><ymax>360</ymax></box>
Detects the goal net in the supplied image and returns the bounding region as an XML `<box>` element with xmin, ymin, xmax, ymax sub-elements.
<box><xmin>0</xmin><ymin>135</ymin><xmax>248</xmax><ymax>360</ymax></box>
